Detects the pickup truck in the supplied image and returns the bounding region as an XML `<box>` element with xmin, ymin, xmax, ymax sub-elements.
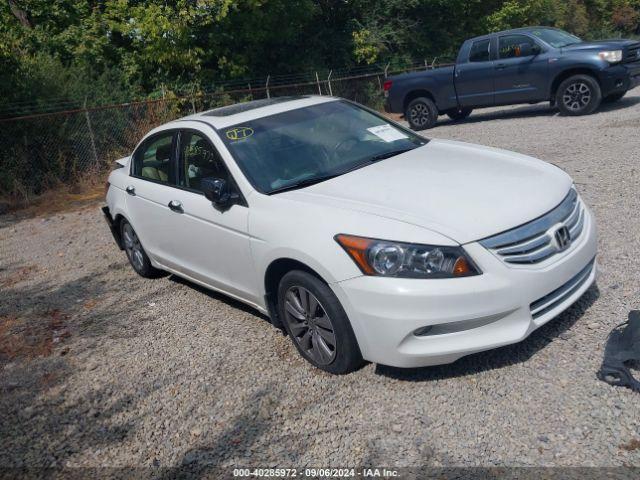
<box><xmin>384</xmin><ymin>26</ymin><xmax>640</xmax><ymax>130</ymax></box>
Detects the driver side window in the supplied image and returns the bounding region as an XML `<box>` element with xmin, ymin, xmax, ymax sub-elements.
<box><xmin>178</xmin><ymin>131</ymin><xmax>229</xmax><ymax>192</ymax></box>
<box><xmin>499</xmin><ymin>35</ymin><xmax>536</xmax><ymax>59</ymax></box>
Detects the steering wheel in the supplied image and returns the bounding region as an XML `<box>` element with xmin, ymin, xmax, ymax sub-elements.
<box><xmin>331</xmin><ymin>137</ymin><xmax>359</xmax><ymax>161</ymax></box>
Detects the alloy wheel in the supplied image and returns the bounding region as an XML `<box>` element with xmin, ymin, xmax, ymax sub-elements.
<box><xmin>122</xmin><ymin>223</ymin><xmax>145</xmax><ymax>272</ymax></box>
<box><xmin>562</xmin><ymin>82</ymin><xmax>592</xmax><ymax>112</ymax></box>
<box><xmin>409</xmin><ymin>103</ymin><xmax>431</xmax><ymax>127</ymax></box>
<box><xmin>284</xmin><ymin>286</ymin><xmax>337</xmax><ymax>365</ymax></box>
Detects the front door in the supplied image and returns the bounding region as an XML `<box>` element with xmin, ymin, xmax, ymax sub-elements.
<box><xmin>493</xmin><ymin>34</ymin><xmax>548</xmax><ymax>104</ymax></box>
<box><xmin>455</xmin><ymin>38</ymin><xmax>495</xmax><ymax>108</ymax></box>
<box><xmin>160</xmin><ymin>129</ymin><xmax>258</xmax><ymax>304</ymax></box>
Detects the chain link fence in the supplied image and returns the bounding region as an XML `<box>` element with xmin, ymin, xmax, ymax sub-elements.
<box><xmin>0</xmin><ymin>61</ymin><xmax>452</xmax><ymax>200</ymax></box>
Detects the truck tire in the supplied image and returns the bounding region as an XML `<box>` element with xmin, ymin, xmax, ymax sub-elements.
<box><xmin>556</xmin><ymin>74</ymin><xmax>602</xmax><ymax>116</ymax></box>
<box><xmin>446</xmin><ymin>107</ymin><xmax>473</xmax><ymax>121</ymax></box>
<box><xmin>405</xmin><ymin>97</ymin><xmax>438</xmax><ymax>130</ymax></box>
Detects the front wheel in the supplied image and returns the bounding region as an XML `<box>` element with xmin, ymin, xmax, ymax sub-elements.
<box><xmin>278</xmin><ymin>270</ymin><xmax>363</xmax><ymax>374</ymax></box>
<box><xmin>556</xmin><ymin>74</ymin><xmax>602</xmax><ymax>116</ymax></box>
<box><xmin>446</xmin><ymin>107</ymin><xmax>473</xmax><ymax>121</ymax></box>
<box><xmin>405</xmin><ymin>97</ymin><xmax>438</xmax><ymax>130</ymax></box>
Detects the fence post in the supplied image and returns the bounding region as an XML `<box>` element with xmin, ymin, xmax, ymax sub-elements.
<box><xmin>315</xmin><ymin>72</ymin><xmax>322</xmax><ymax>95</ymax></box>
<box><xmin>327</xmin><ymin>70</ymin><xmax>333</xmax><ymax>96</ymax></box>
<box><xmin>265</xmin><ymin>75</ymin><xmax>271</xmax><ymax>99</ymax></box>
<box><xmin>248</xmin><ymin>83</ymin><xmax>253</xmax><ymax>100</ymax></box>
<box><xmin>384</xmin><ymin>63</ymin><xmax>390</xmax><ymax>78</ymax></box>
<box><xmin>191</xmin><ymin>86</ymin><xmax>196</xmax><ymax>114</ymax></box>
<box><xmin>83</xmin><ymin>96</ymin><xmax>99</xmax><ymax>166</ymax></box>
<box><xmin>376</xmin><ymin>75</ymin><xmax>381</xmax><ymax>89</ymax></box>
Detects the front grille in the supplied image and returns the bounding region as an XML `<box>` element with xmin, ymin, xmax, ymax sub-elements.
<box><xmin>480</xmin><ymin>188</ymin><xmax>585</xmax><ymax>265</ymax></box>
<box><xmin>530</xmin><ymin>258</ymin><xmax>595</xmax><ymax>319</ymax></box>
<box><xmin>624</xmin><ymin>43</ymin><xmax>640</xmax><ymax>63</ymax></box>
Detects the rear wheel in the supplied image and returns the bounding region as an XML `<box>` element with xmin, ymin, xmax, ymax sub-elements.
<box><xmin>405</xmin><ymin>97</ymin><xmax>438</xmax><ymax>130</ymax></box>
<box><xmin>604</xmin><ymin>91</ymin><xmax>626</xmax><ymax>103</ymax></box>
<box><xmin>278</xmin><ymin>270</ymin><xmax>363</xmax><ymax>374</ymax></box>
<box><xmin>446</xmin><ymin>107</ymin><xmax>473</xmax><ymax>121</ymax></box>
<box><xmin>556</xmin><ymin>74</ymin><xmax>602</xmax><ymax>116</ymax></box>
<box><xmin>120</xmin><ymin>220</ymin><xmax>164</xmax><ymax>278</ymax></box>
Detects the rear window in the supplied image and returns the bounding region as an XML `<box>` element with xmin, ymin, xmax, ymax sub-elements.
<box><xmin>469</xmin><ymin>39</ymin><xmax>491</xmax><ymax>62</ymax></box>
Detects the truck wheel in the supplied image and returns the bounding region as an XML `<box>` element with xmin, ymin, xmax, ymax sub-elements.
<box><xmin>604</xmin><ymin>91</ymin><xmax>626</xmax><ymax>103</ymax></box>
<box><xmin>446</xmin><ymin>107</ymin><xmax>473</xmax><ymax>121</ymax></box>
<box><xmin>556</xmin><ymin>74</ymin><xmax>601</xmax><ymax>116</ymax></box>
<box><xmin>406</xmin><ymin>97</ymin><xmax>438</xmax><ymax>130</ymax></box>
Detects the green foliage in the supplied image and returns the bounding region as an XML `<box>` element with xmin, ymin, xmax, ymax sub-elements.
<box><xmin>2</xmin><ymin>0</ymin><xmax>639</xmax><ymax>108</ymax></box>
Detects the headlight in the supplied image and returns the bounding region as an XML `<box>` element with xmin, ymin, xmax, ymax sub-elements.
<box><xmin>335</xmin><ymin>234</ymin><xmax>481</xmax><ymax>278</ymax></box>
<box><xmin>598</xmin><ymin>50</ymin><xmax>622</xmax><ymax>63</ymax></box>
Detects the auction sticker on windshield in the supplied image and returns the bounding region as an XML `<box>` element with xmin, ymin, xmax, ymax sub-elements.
<box><xmin>226</xmin><ymin>126</ymin><xmax>254</xmax><ymax>141</ymax></box>
<box><xmin>367</xmin><ymin>124</ymin><xmax>408</xmax><ymax>143</ymax></box>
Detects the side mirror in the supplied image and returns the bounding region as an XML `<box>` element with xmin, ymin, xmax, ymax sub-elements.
<box><xmin>201</xmin><ymin>177</ymin><xmax>237</xmax><ymax>211</ymax></box>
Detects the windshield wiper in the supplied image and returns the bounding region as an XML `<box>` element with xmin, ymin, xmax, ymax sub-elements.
<box><xmin>368</xmin><ymin>147</ymin><xmax>417</xmax><ymax>162</ymax></box>
<box><xmin>267</xmin><ymin>173</ymin><xmax>345</xmax><ymax>195</ymax></box>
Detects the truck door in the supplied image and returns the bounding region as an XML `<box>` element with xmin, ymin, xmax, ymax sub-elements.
<box><xmin>455</xmin><ymin>38</ymin><xmax>495</xmax><ymax>108</ymax></box>
<box><xmin>493</xmin><ymin>34</ymin><xmax>549</xmax><ymax>104</ymax></box>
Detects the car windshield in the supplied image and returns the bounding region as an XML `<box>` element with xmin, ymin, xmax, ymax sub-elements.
<box><xmin>530</xmin><ymin>28</ymin><xmax>582</xmax><ymax>48</ymax></box>
<box><xmin>220</xmin><ymin>100</ymin><xmax>426</xmax><ymax>194</ymax></box>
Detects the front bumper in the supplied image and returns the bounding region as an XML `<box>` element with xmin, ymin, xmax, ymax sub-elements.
<box><xmin>599</xmin><ymin>61</ymin><xmax>640</xmax><ymax>95</ymax></box>
<box><xmin>332</xmin><ymin>207</ymin><xmax>597</xmax><ymax>368</ymax></box>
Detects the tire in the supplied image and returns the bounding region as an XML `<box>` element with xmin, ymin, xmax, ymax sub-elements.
<box><xmin>405</xmin><ymin>97</ymin><xmax>438</xmax><ymax>130</ymax></box>
<box><xmin>120</xmin><ymin>220</ymin><xmax>164</xmax><ymax>278</ymax></box>
<box><xmin>604</xmin><ymin>91</ymin><xmax>626</xmax><ymax>103</ymax></box>
<box><xmin>446</xmin><ymin>107</ymin><xmax>473</xmax><ymax>121</ymax></box>
<box><xmin>277</xmin><ymin>270</ymin><xmax>364</xmax><ymax>374</ymax></box>
<box><xmin>556</xmin><ymin>74</ymin><xmax>602</xmax><ymax>116</ymax></box>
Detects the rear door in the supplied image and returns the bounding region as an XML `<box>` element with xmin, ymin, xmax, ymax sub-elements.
<box><xmin>493</xmin><ymin>34</ymin><xmax>548</xmax><ymax>104</ymax></box>
<box><xmin>125</xmin><ymin>130</ymin><xmax>181</xmax><ymax>266</ymax></box>
<box><xmin>455</xmin><ymin>38</ymin><xmax>495</xmax><ymax>107</ymax></box>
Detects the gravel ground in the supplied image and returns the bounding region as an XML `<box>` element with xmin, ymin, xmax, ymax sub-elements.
<box><xmin>2</xmin><ymin>91</ymin><xmax>640</xmax><ymax>474</ymax></box>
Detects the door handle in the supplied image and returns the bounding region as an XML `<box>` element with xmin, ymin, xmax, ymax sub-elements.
<box><xmin>495</xmin><ymin>63</ymin><xmax>506</xmax><ymax>70</ymax></box>
<box><xmin>168</xmin><ymin>200</ymin><xmax>183</xmax><ymax>213</ymax></box>
<box><xmin>125</xmin><ymin>185</ymin><xmax>136</xmax><ymax>195</ymax></box>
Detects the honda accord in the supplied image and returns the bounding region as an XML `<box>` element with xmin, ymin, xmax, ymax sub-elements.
<box><xmin>103</xmin><ymin>96</ymin><xmax>597</xmax><ymax>373</ymax></box>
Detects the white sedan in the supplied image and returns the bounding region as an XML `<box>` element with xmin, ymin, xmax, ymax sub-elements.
<box><xmin>103</xmin><ymin>95</ymin><xmax>597</xmax><ymax>373</ymax></box>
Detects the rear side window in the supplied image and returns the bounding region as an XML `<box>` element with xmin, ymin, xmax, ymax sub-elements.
<box><xmin>469</xmin><ymin>39</ymin><xmax>491</xmax><ymax>62</ymax></box>
<box><xmin>499</xmin><ymin>35</ymin><xmax>536</xmax><ymax>58</ymax></box>
<box><xmin>132</xmin><ymin>133</ymin><xmax>176</xmax><ymax>184</ymax></box>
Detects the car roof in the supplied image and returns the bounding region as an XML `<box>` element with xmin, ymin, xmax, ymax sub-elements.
<box><xmin>170</xmin><ymin>95</ymin><xmax>339</xmax><ymax>130</ymax></box>
<box><xmin>467</xmin><ymin>26</ymin><xmax>562</xmax><ymax>42</ymax></box>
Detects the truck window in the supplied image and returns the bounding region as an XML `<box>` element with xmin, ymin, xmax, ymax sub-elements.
<box><xmin>469</xmin><ymin>39</ymin><xmax>491</xmax><ymax>62</ymax></box>
<box><xmin>499</xmin><ymin>35</ymin><xmax>536</xmax><ymax>59</ymax></box>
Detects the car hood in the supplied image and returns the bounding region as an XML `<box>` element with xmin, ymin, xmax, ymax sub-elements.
<box><xmin>281</xmin><ymin>139</ymin><xmax>573</xmax><ymax>244</ymax></box>
<box><xmin>562</xmin><ymin>39</ymin><xmax>638</xmax><ymax>51</ymax></box>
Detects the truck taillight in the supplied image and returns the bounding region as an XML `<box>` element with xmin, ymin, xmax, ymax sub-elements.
<box><xmin>105</xmin><ymin>181</ymin><xmax>110</xmax><ymax>198</ymax></box>
<box><xmin>383</xmin><ymin>80</ymin><xmax>393</xmax><ymax>91</ymax></box>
